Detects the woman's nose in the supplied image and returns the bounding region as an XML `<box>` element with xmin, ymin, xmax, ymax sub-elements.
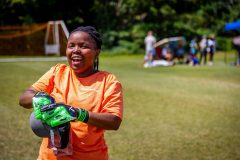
<box><xmin>73</xmin><ymin>46</ymin><xmax>80</xmax><ymax>53</ymax></box>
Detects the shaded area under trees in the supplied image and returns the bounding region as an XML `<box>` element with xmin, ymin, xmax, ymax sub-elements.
<box><xmin>0</xmin><ymin>0</ymin><xmax>240</xmax><ymax>55</ymax></box>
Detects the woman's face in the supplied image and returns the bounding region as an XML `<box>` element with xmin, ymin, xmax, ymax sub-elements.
<box><xmin>66</xmin><ymin>31</ymin><xmax>99</xmax><ymax>76</ymax></box>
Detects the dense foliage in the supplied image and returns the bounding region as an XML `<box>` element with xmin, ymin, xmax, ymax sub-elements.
<box><xmin>1</xmin><ymin>0</ymin><xmax>240</xmax><ymax>53</ymax></box>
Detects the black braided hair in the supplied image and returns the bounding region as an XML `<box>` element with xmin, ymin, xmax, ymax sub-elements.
<box><xmin>69</xmin><ymin>26</ymin><xmax>102</xmax><ymax>49</ymax></box>
<box><xmin>69</xmin><ymin>26</ymin><xmax>102</xmax><ymax>71</ymax></box>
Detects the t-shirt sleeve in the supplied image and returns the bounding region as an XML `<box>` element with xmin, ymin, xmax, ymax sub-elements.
<box><xmin>32</xmin><ymin>64</ymin><xmax>59</xmax><ymax>93</ymax></box>
<box><xmin>101</xmin><ymin>74</ymin><xmax>124</xmax><ymax>119</ymax></box>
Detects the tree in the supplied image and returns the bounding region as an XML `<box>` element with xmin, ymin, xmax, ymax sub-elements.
<box><xmin>1</xmin><ymin>0</ymin><xmax>240</xmax><ymax>53</ymax></box>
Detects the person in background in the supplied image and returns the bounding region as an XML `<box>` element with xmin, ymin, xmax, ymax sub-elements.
<box><xmin>161</xmin><ymin>44</ymin><xmax>173</xmax><ymax>62</ymax></box>
<box><xmin>206</xmin><ymin>35</ymin><xmax>216</xmax><ymax>66</ymax></box>
<box><xmin>186</xmin><ymin>37</ymin><xmax>199</xmax><ymax>66</ymax></box>
<box><xmin>233</xmin><ymin>34</ymin><xmax>240</xmax><ymax>66</ymax></box>
<box><xmin>19</xmin><ymin>26</ymin><xmax>123</xmax><ymax>160</ymax></box>
<box><xmin>174</xmin><ymin>41</ymin><xmax>185</xmax><ymax>64</ymax></box>
<box><xmin>199</xmin><ymin>35</ymin><xmax>208</xmax><ymax>65</ymax></box>
<box><xmin>144</xmin><ymin>30</ymin><xmax>156</xmax><ymax>65</ymax></box>
<box><xmin>189</xmin><ymin>37</ymin><xmax>199</xmax><ymax>56</ymax></box>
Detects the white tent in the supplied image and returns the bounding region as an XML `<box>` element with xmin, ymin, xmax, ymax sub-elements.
<box><xmin>153</xmin><ymin>36</ymin><xmax>186</xmax><ymax>48</ymax></box>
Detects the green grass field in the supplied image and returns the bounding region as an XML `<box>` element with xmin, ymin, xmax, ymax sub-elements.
<box><xmin>0</xmin><ymin>52</ymin><xmax>239</xmax><ymax>160</ymax></box>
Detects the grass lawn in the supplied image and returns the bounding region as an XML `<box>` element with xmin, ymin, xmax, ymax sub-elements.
<box><xmin>0</xmin><ymin>52</ymin><xmax>239</xmax><ymax>160</ymax></box>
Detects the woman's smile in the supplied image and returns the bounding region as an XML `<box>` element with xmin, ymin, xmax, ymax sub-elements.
<box><xmin>71</xmin><ymin>55</ymin><xmax>83</xmax><ymax>66</ymax></box>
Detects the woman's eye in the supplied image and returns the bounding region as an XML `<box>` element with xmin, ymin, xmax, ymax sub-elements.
<box><xmin>68</xmin><ymin>44</ymin><xmax>75</xmax><ymax>48</ymax></box>
<box><xmin>81</xmin><ymin>45</ymin><xmax>88</xmax><ymax>49</ymax></box>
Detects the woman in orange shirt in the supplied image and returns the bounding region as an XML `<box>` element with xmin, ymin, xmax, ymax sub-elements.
<box><xmin>19</xmin><ymin>26</ymin><xmax>123</xmax><ymax>160</ymax></box>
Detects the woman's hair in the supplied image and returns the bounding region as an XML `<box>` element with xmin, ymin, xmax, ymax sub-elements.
<box><xmin>69</xmin><ymin>26</ymin><xmax>102</xmax><ymax>71</ymax></box>
<box><xmin>69</xmin><ymin>26</ymin><xmax>102</xmax><ymax>49</ymax></box>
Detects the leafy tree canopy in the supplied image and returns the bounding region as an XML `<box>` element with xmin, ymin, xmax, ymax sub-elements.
<box><xmin>1</xmin><ymin>0</ymin><xmax>240</xmax><ymax>52</ymax></box>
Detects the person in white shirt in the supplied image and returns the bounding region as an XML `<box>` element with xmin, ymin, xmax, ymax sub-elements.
<box><xmin>206</xmin><ymin>35</ymin><xmax>216</xmax><ymax>66</ymax></box>
<box><xmin>144</xmin><ymin>31</ymin><xmax>156</xmax><ymax>64</ymax></box>
<box><xmin>199</xmin><ymin>35</ymin><xmax>207</xmax><ymax>65</ymax></box>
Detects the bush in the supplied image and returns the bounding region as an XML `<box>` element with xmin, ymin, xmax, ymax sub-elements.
<box><xmin>103</xmin><ymin>40</ymin><xmax>144</xmax><ymax>55</ymax></box>
<box><xmin>216</xmin><ymin>37</ymin><xmax>234</xmax><ymax>51</ymax></box>
<box><xmin>101</xmin><ymin>24</ymin><xmax>148</xmax><ymax>55</ymax></box>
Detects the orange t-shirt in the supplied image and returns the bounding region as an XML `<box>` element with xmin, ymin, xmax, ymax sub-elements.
<box><xmin>32</xmin><ymin>64</ymin><xmax>123</xmax><ymax>160</ymax></box>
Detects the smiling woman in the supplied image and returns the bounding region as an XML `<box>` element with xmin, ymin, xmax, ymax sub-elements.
<box><xmin>19</xmin><ymin>26</ymin><xmax>124</xmax><ymax>160</ymax></box>
<box><xmin>66</xmin><ymin>28</ymin><xmax>101</xmax><ymax>77</ymax></box>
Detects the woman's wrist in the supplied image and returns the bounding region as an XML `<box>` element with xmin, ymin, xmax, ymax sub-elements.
<box><xmin>77</xmin><ymin>108</ymin><xmax>89</xmax><ymax>123</ymax></box>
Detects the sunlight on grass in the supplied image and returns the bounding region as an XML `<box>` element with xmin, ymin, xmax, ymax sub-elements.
<box><xmin>0</xmin><ymin>53</ymin><xmax>239</xmax><ymax>160</ymax></box>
